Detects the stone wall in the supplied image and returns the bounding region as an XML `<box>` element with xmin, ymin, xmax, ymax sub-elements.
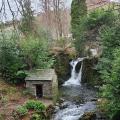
<box><xmin>52</xmin><ymin>74</ymin><xmax>59</xmax><ymax>103</ymax></box>
<box><xmin>26</xmin><ymin>80</ymin><xmax>52</xmax><ymax>98</ymax></box>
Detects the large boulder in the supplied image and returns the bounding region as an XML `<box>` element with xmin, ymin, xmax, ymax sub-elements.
<box><xmin>79</xmin><ymin>112</ymin><xmax>96</xmax><ymax>120</ymax></box>
<box><xmin>54</xmin><ymin>52</ymin><xmax>71</xmax><ymax>85</ymax></box>
<box><xmin>82</xmin><ymin>57</ymin><xmax>101</xmax><ymax>86</ymax></box>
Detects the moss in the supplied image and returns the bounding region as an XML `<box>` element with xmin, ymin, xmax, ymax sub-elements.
<box><xmin>82</xmin><ymin>58</ymin><xmax>100</xmax><ymax>86</ymax></box>
<box><xmin>54</xmin><ymin>52</ymin><xmax>72</xmax><ymax>85</ymax></box>
<box><xmin>79</xmin><ymin>112</ymin><xmax>96</xmax><ymax>120</ymax></box>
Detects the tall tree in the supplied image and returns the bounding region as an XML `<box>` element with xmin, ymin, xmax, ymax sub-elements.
<box><xmin>41</xmin><ymin>0</ymin><xmax>67</xmax><ymax>39</ymax></box>
<box><xmin>18</xmin><ymin>0</ymin><xmax>34</xmax><ymax>36</ymax></box>
<box><xmin>71</xmin><ymin>0</ymin><xmax>87</xmax><ymax>55</ymax></box>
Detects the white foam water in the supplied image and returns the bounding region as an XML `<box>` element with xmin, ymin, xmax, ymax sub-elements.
<box><xmin>63</xmin><ymin>58</ymin><xmax>83</xmax><ymax>86</ymax></box>
<box><xmin>53</xmin><ymin>101</ymin><xmax>96</xmax><ymax>120</ymax></box>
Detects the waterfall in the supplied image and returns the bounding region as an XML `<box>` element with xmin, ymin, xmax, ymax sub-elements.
<box><xmin>53</xmin><ymin>57</ymin><xmax>97</xmax><ymax>120</ymax></box>
<box><xmin>63</xmin><ymin>58</ymin><xmax>83</xmax><ymax>86</ymax></box>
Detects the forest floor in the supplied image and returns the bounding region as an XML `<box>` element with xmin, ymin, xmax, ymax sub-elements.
<box><xmin>0</xmin><ymin>78</ymin><xmax>53</xmax><ymax>120</ymax></box>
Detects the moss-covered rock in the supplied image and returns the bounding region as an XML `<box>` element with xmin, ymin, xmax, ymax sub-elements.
<box><xmin>46</xmin><ymin>105</ymin><xmax>55</xmax><ymax>118</ymax></box>
<box><xmin>79</xmin><ymin>112</ymin><xmax>96</xmax><ymax>120</ymax></box>
<box><xmin>82</xmin><ymin>57</ymin><xmax>101</xmax><ymax>86</ymax></box>
<box><xmin>54</xmin><ymin>52</ymin><xmax>71</xmax><ymax>85</ymax></box>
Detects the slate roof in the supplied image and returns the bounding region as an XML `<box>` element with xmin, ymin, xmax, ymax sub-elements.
<box><xmin>25</xmin><ymin>69</ymin><xmax>55</xmax><ymax>81</ymax></box>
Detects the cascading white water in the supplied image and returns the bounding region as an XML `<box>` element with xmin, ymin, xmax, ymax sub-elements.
<box><xmin>63</xmin><ymin>58</ymin><xmax>83</xmax><ymax>86</ymax></box>
<box><xmin>52</xmin><ymin>57</ymin><xmax>97</xmax><ymax>120</ymax></box>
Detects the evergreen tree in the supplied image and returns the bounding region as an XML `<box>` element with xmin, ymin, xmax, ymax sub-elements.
<box><xmin>71</xmin><ymin>0</ymin><xmax>87</xmax><ymax>38</ymax></box>
<box><xmin>71</xmin><ymin>0</ymin><xmax>87</xmax><ymax>55</ymax></box>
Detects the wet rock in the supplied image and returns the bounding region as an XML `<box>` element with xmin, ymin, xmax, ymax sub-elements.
<box><xmin>90</xmin><ymin>98</ymin><xmax>97</xmax><ymax>102</ymax></box>
<box><xmin>73</xmin><ymin>96</ymin><xmax>84</xmax><ymax>104</ymax></box>
<box><xmin>54</xmin><ymin>106</ymin><xmax>60</xmax><ymax>113</ymax></box>
<box><xmin>55</xmin><ymin>103</ymin><xmax>59</xmax><ymax>106</ymax></box>
<box><xmin>79</xmin><ymin>112</ymin><xmax>96</xmax><ymax>120</ymax></box>
<box><xmin>60</xmin><ymin>102</ymin><xmax>69</xmax><ymax>109</ymax></box>
<box><xmin>96</xmin><ymin>111</ymin><xmax>109</xmax><ymax>120</ymax></box>
<box><xmin>75</xmin><ymin>61</ymin><xmax>82</xmax><ymax>73</ymax></box>
<box><xmin>82</xmin><ymin>58</ymin><xmax>101</xmax><ymax>86</ymax></box>
<box><xmin>59</xmin><ymin>98</ymin><xmax>65</xmax><ymax>104</ymax></box>
<box><xmin>46</xmin><ymin>105</ymin><xmax>55</xmax><ymax>118</ymax></box>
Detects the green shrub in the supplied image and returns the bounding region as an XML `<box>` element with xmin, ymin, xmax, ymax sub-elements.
<box><xmin>0</xmin><ymin>31</ymin><xmax>27</xmax><ymax>84</ymax></box>
<box><xmin>19</xmin><ymin>36</ymin><xmax>54</xmax><ymax>70</ymax></box>
<box><xmin>25</xmin><ymin>100</ymin><xmax>46</xmax><ymax>111</ymax></box>
<box><xmin>0</xmin><ymin>32</ymin><xmax>54</xmax><ymax>84</ymax></box>
<box><xmin>72</xmin><ymin>7</ymin><xmax>116</xmax><ymax>55</ymax></box>
<box><xmin>98</xmin><ymin>20</ymin><xmax>120</xmax><ymax>119</ymax></box>
<box><xmin>16</xmin><ymin>106</ymin><xmax>28</xmax><ymax>117</ymax></box>
<box><xmin>30</xmin><ymin>113</ymin><xmax>44</xmax><ymax>120</ymax></box>
<box><xmin>83</xmin><ymin>9</ymin><xmax>115</xmax><ymax>30</ymax></box>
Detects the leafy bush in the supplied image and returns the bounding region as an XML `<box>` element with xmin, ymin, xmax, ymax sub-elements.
<box><xmin>25</xmin><ymin>100</ymin><xmax>46</xmax><ymax>111</ymax></box>
<box><xmin>19</xmin><ymin>36</ymin><xmax>54</xmax><ymax>70</ymax></box>
<box><xmin>100</xmin><ymin>48</ymin><xmax>120</xmax><ymax>119</ymax></box>
<box><xmin>72</xmin><ymin>8</ymin><xmax>116</xmax><ymax>55</ymax></box>
<box><xmin>98</xmin><ymin>20</ymin><xmax>120</xmax><ymax>119</ymax></box>
<box><xmin>16</xmin><ymin>106</ymin><xmax>28</xmax><ymax>117</ymax></box>
<box><xmin>0</xmin><ymin>32</ymin><xmax>54</xmax><ymax>84</ymax></box>
<box><xmin>0</xmin><ymin>32</ymin><xmax>27</xmax><ymax>84</ymax></box>
<box><xmin>83</xmin><ymin>9</ymin><xmax>115</xmax><ymax>30</ymax></box>
<box><xmin>30</xmin><ymin>113</ymin><xmax>44</xmax><ymax>120</ymax></box>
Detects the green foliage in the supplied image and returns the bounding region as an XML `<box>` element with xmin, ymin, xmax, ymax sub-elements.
<box><xmin>100</xmin><ymin>48</ymin><xmax>120</xmax><ymax>119</ymax></box>
<box><xmin>25</xmin><ymin>100</ymin><xmax>46</xmax><ymax>111</ymax></box>
<box><xmin>0</xmin><ymin>33</ymin><xmax>26</xmax><ymax>84</ymax></box>
<box><xmin>16</xmin><ymin>106</ymin><xmax>28</xmax><ymax>117</ymax></box>
<box><xmin>72</xmin><ymin>7</ymin><xmax>116</xmax><ymax>55</ymax></box>
<box><xmin>98</xmin><ymin>19</ymin><xmax>120</xmax><ymax>119</ymax></box>
<box><xmin>98</xmin><ymin>23</ymin><xmax>120</xmax><ymax>77</ymax></box>
<box><xmin>31</xmin><ymin>113</ymin><xmax>44</xmax><ymax>120</ymax></box>
<box><xmin>0</xmin><ymin>30</ymin><xmax>54</xmax><ymax>84</ymax></box>
<box><xmin>71</xmin><ymin>0</ymin><xmax>87</xmax><ymax>55</ymax></box>
<box><xmin>71</xmin><ymin>0</ymin><xmax>87</xmax><ymax>35</ymax></box>
<box><xmin>83</xmin><ymin>9</ymin><xmax>115</xmax><ymax>30</ymax></box>
<box><xmin>13</xmin><ymin>101</ymin><xmax>46</xmax><ymax>119</ymax></box>
<box><xmin>19</xmin><ymin>36</ymin><xmax>54</xmax><ymax>69</ymax></box>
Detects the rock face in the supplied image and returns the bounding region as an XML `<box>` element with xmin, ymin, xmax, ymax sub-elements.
<box><xmin>82</xmin><ymin>57</ymin><xmax>100</xmax><ymax>86</ymax></box>
<box><xmin>75</xmin><ymin>61</ymin><xmax>82</xmax><ymax>73</ymax></box>
<box><xmin>54</xmin><ymin>52</ymin><xmax>72</xmax><ymax>85</ymax></box>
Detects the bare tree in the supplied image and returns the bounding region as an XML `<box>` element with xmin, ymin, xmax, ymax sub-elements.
<box><xmin>40</xmin><ymin>0</ymin><xmax>68</xmax><ymax>39</ymax></box>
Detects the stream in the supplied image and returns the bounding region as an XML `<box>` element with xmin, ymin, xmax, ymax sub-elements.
<box><xmin>52</xmin><ymin>58</ymin><xmax>98</xmax><ymax>120</ymax></box>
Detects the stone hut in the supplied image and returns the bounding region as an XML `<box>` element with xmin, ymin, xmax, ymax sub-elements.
<box><xmin>25</xmin><ymin>69</ymin><xmax>58</xmax><ymax>99</ymax></box>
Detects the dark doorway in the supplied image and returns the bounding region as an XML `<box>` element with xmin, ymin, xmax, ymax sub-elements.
<box><xmin>36</xmin><ymin>84</ymin><xmax>43</xmax><ymax>98</ymax></box>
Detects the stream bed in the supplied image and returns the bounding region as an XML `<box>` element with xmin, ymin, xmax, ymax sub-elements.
<box><xmin>52</xmin><ymin>84</ymin><xmax>97</xmax><ymax>120</ymax></box>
